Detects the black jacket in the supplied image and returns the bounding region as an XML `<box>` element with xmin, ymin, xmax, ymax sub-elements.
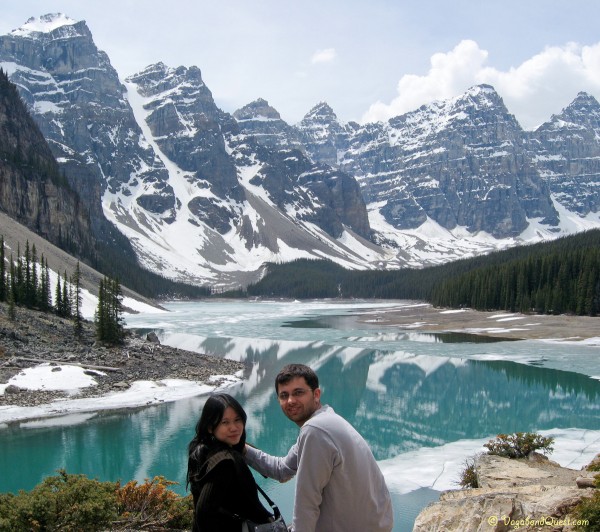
<box><xmin>189</xmin><ymin>444</ymin><xmax>273</xmax><ymax>532</ymax></box>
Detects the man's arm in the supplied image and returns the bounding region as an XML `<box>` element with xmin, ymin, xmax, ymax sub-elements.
<box><xmin>245</xmin><ymin>444</ymin><xmax>298</xmax><ymax>482</ymax></box>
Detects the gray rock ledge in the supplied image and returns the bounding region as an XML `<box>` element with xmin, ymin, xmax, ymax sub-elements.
<box><xmin>413</xmin><ymin>452</ymin><xmax>599</xmax><ymax>531</ymax></box>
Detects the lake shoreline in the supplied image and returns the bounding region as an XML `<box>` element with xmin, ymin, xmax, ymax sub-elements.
<box><xmin>0</xmin><ymin>302</ymin><xmax>244</xmax><ymax>425</ymax></box>
<box><xmin>354</xmin><ymin>302</ymin><xmax>600</xmax><ymax>342</ymax></box>
<box><xmin>2</xmin><ymin>300</ymin><xmax>600</xmax><ymax>424</ymax></box>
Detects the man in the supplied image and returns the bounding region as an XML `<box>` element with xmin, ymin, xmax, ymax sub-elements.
<box><xmin>245</xmin><ymin>363</ymin><xmax>393</xmax><ymax>532</ymax></box>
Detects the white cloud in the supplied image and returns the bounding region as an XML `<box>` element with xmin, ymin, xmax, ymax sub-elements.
<box><xmin>362</xmin><ymin>39</ymin><xmax>600</xmax><ymax>130</ymax></box>
<box><xmin>311</xmin><ymin>48</ymin><xmax>337</xmax><ymax>64</ymax></box>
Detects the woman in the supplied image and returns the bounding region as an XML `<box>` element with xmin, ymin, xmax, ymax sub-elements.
<box><xmin>187</xmin><ymin>393</ymin><xmax>274</xmax><ymax>532</ymax></box>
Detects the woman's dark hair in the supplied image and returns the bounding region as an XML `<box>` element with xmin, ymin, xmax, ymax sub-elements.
<box><xmin>275</xmin><ymin>363</ymin><xmax>319</xmax><ymax>393</ymax></box>
<box><xmin>187</xmin><ymin>393</ymin><xmax>247</xmax><ymax>488</ymax></box>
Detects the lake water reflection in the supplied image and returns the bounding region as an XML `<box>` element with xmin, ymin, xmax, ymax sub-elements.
<box><xmin>2</xmin><ymin>300</ymin><xmax>600</xmax><ymax>531</ymax></box>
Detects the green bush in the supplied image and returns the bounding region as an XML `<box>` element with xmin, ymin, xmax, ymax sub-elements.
<box><xmin>587</xmin><ymin>460</ymin><xmax>600</xmax><ymax>472</ymax></box>
<box><xmin>573</xmin><ymin>490</ymin><xmax>600</xmax><ymax>531</ymax></box>
<box><xmin>484</xmin><ymin>432</ymin><xmax>554</xmax><ymax>459</ymax></box>
<box><xmin>0</xmin><ymin>470</ymin><xmax>117</xmax><ymax>531</ymax></box>
<box><xmin>0</xmin><ymin>470</ymin><xmax>192</xmax><ymax>531</ymax></box>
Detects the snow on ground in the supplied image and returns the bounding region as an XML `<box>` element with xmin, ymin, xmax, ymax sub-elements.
<box><xmin>0</xmin><ymin>363</ymin><xmax>100</xmax><ymax>393</ymax></box>
<box><xmin>0</xmin><ymin>364</ymin><xmax>242</xmax><ymax>426</ymax></box>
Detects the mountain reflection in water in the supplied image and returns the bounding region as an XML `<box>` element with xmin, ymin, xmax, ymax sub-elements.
<box><xmin>2</xmin><ymin>300</ymin><xmax>600</xmax><ymax>532</ymax></box>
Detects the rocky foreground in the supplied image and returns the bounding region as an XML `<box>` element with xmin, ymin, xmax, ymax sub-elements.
<box><xmin>413</xmin><ymin>452</ymin><xmax>599</xmax><ymax>531</ymax></box>
<box><xmin>0</xmin><ymin>302</ymin><xmax>244</xmax><ymax>410</ymax></box>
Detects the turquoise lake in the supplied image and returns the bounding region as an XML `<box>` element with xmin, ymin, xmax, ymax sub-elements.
<box><xmin>2</xmin><ymin>300</ymin><xmax>600</xmax><ymax>531</ymax></box>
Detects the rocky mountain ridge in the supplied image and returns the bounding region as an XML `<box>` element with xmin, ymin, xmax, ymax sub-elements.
<box><xmin>2</xmin><ymin>13</ymin><xmax>600</xmax><ymax>288</ymax></box>
<box><xmin>1</xmin><ymin>14</ymin><xmax>384</xmax><ymax>288</ymax></box>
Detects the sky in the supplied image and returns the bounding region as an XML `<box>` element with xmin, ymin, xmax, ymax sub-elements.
<box><xmin>2</xmin><ymin>1</ymin><xmax>600</xmax><ymax>130</ymax></box>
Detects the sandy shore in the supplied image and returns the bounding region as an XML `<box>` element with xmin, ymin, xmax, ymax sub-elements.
<box><xmin>356</xmin><ymin>302</ymin><xmax>600</xmax><ymax>342</ymax></box>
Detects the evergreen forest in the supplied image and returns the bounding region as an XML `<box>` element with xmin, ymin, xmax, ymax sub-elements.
<box><xmin>246</xmin><ymin>229</ymin><xmax>600</xmax><ymax>316</ymax></box>
<box><xmin>0</xmin><ymin>236</ymin><xmax>125</xmax><ymax>344</ymax></box>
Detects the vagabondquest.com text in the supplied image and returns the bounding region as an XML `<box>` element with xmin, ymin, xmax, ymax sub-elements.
<box><xmin>487</xmin><ymin>515</ymin><xmax>589</xmax><ymax>529</ymax></box>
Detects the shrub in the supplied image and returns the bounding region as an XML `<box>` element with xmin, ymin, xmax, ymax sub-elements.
<box><xmin>587</xmin><ymin>459</ymin><xmax>600</xmax><ymax>472</ymax></box>
<box><xmin>457</xmin><ymin>456</ymin><xmax>479</xmax><ymax>488</ymax></box>
<box><xmin>113</xmin><ymin>476</ymin><xmax>193</xmax><ymax>531</ymax></box>
<box><xmin>484</xmin><ymin>432</ymin><xmax>554</xmax><ymax>459</ymax></box>
<box><xmin>0</xmin><ymin>469</ymin><xmax>118</xmax><ymax>531</ymax></box>
<box><xmin>0</xmin><ymin>471</ymin><xmax>193</xmax><ymax>531</ymax></box>
<box><xmin>573</xmin><ymin>490</ymin><xmax>600</xmax><ymax>531</ymax></box>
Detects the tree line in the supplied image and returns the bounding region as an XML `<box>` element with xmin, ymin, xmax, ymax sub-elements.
<box><xmin>0</xmin><ymin>236</ymin><xmax>125</xmax><ymax>343</ymax></box>
<box><xmin>429</xmin><ymin>243</ymin><xmax>600</xmax><ymax>314</ymax></box>
<box><xmin>245</xmin><ymin>229</ymin><xmax>600</xmax><ymax>316</ymax></box>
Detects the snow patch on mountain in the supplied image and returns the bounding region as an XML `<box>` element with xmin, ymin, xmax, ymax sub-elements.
<box><xmin>11</xmin><ymin>13</ymin><xmax>77</xmax><ymax>36</ymax></box>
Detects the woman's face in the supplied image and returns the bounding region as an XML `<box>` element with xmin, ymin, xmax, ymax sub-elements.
<box><xmin>211</xmin><ymin>406</ymin><xmax>244</xmax><ymax>446</ymax></box>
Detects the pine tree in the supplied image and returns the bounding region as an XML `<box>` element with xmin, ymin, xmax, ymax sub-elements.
<box><xmin>31</xmin><ymin>244</ymin><xmax>39</xmax><ymax>308</ymax></box>
<box><xmin>95</xmin><ymin>275</ymin><xmax>124</xmax><ymax>345</ymax></box>
<box><xmin>7</xmin><ymin>285</ymin><xmax>16</xmax><ymax>320</ymax></box>
<box><xmin>15</xmin><ymin>244</ymin><xmax>23</xmax><ymax>305</ymax></box>
<box><xmin>72</xmin><ymin>262</ymin><xmax>83</xmax><ymax>338</ymax></box>
<box><xmin>37</xmin><ymin>256</ymin><xmax>52</xmax><ymax>312</ymax></box>
<box><xmin>0</xmin><ymin>236</ymin><xmax>5</xmax><ymax>302</ymax></box>
<box><xmin>55</xmin><ymin>276</ymin><xmax>63</xmax><ymax>317</ymax></box>
<box><xmin>62</xmin><ymin>270</ymin><xmax>71</xmax><ymax>318</ymax></box>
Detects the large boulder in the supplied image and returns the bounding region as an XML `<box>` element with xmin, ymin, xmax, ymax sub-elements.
<box><xmin>413</xmin><ymin>453</ymin><xmax>598</xmax><ymax>531</ymax></box>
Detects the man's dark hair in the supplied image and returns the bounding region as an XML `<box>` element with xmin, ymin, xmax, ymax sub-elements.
<box><xmin>275</xmin><ymin>364</ymin><xmax>319</xmax><ymax>392</ymax></box>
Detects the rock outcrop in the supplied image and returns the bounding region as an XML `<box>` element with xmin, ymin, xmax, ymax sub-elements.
<box><xmin>0</xmin><ymin>69</ymin><xmax>93</xmax><ymax>257</ymax></box>
<box><xmin>413</xmin><ymin>453</ymin><xmax>598</xmax><ymax>531</ymax></box>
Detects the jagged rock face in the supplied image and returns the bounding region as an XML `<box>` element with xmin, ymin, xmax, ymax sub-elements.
<box><xmin>0</xmin><ymin>14</ymin><xmax>171</xmax><ymax>230</ymax></box>
<box><xmin>297</xmin><ymin>165</ymin><xmax>371</xmax><ymax>239</ymax></box>
<box><xmin>233</xmin><ymin>98</ymin><xmax>305</xmax><ymax>153</ymax></box>
<box><xmin>529</xmin><ymin>92</ymin><xmax>600</xmax><ymax>215</ymax></box>
<box><xmin>246</xmin><ymin>149</ymin><xmax>371</xmax><ymax>239</ymax></box>
<box><xmin>0</xmin><ymin>69</ymin><xmax>92</xmax><ymax>255</ymax></box>
<box><xmin>127</xmin><ymin>63</ymin><xmax>242</xmax><ymax>205</ymax></box>
<box><xmin>298</xmin><ymin>102</ymin><xmax>352</xmax><ymax>167</ymax></box>
<box><xmin>0</xmin><ymin>15</ymin><xmax>377</xmax><ymax>287</ymax></box>
<box><xmin>335</xmin><ymin>86</ymin><xmax>559</xmax><ymax>237</ymax></box>
<box><xmin>127</xmin><ymin>64</ymin><xmax>371</xmax><ymax>239</ymax></box>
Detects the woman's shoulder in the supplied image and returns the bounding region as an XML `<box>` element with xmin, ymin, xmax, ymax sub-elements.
<box><xmin>206</xmin><ymin>447</ymin><xmax>234</xmax><ymax>465</ymax></box>
<box><xmin>206</xmin><ymin>446</ymin><xmax>249</xmax><ymax>474</ymax></box>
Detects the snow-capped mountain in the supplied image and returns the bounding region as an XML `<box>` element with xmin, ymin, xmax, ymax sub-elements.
<box><xmin>341</xmin><ymin>85</ymin><xmax>559</xmax><ymax>237</ymax></box>
<box><xmin>2</xmin><ymin>14</ymin><xmax>600</xmax><ymax>287</ymax></box>
<box><xmin>233</xmin><ymin>98</ymin><xmax>305</xmax><ymax>153</ymax></box>
<box><xmin>528</xmin><ymin>92</ymin><xmax>600</xmax><ymax>216</ymax></box>
<box><xmin>289</xmin><ymin>85</ymin><xmax>600</xmax><ymax>265</ymax></box>
<box><xmin>0</xmin><ymin>14</ymin><xmax>387</xmax><ymax>288</ymax></box>
<box><xmin>0</xmin><ymin>14</ymin><xmax>167</xmax><ymax>242</ymax></box>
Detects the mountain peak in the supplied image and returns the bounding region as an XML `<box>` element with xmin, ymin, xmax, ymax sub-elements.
<box><xmin>460</xmin><ymin>84</ymin><xmax>503</xmax><ymax>105</ymax></box>
<box><xmin>569</xmin><ymin>91</ymin><xmax>600</xmax><ymax>109</ymax></box>
<box><xmin>11</xmin><ymin>13</ymin><xmax>79</xmax><ymax>36</ymax></box>
<box><xmin>466</xmin><ymin>83</ymin><xmax>496</xmax><ymax>95</ymax></box>
<box><xmin>540</xmin><ymin>91</ymin><xmax>600</xmax><ymax>132</ymax></box>
<box><xmin>303</xmin><ymin>102</ymin><xmax>337</xmax><ymax>121</ymax></box>
<box><xmin>233</xmin><ymin>98</ymin><xmax>282</xmax><ymax>121</ymax></box>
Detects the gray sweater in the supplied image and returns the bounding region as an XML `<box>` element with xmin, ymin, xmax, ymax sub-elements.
<box><xmin>246</xmin><ymin>405</ymin><xmax>393</xmax><ymax>532</ymax></box>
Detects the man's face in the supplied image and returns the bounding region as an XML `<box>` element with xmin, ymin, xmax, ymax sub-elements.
<box><xmin>277</xmin><ymin>376</ymin><xmax>321</xmax><ymax>426</ymax></box>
